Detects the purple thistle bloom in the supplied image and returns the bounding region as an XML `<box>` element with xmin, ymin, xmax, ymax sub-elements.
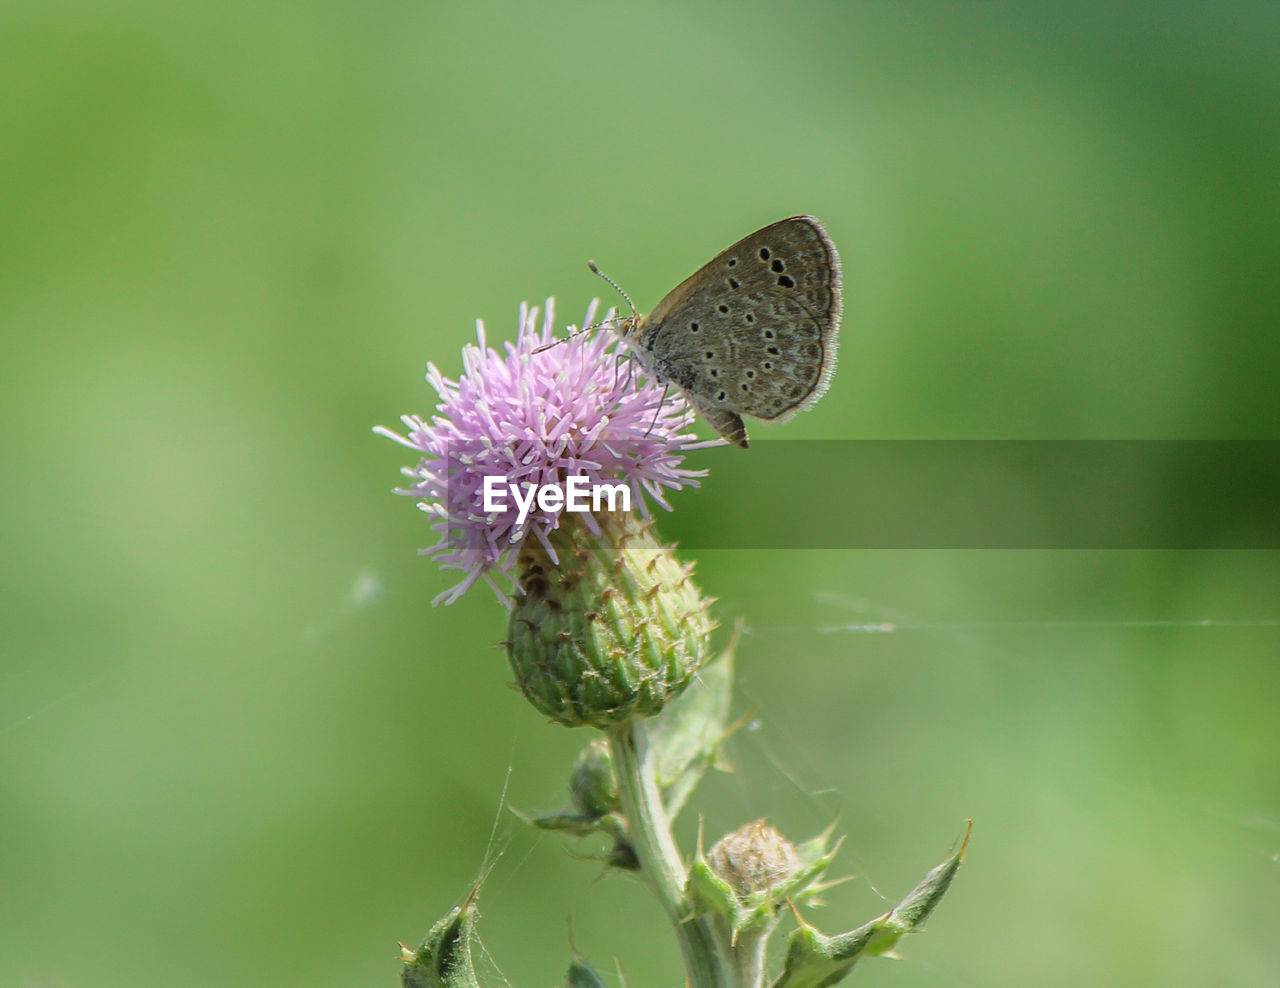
<box><xmin>376</xmin><ymin>299</ymin><xmax>717</xmax><ymax>605</ymax></box>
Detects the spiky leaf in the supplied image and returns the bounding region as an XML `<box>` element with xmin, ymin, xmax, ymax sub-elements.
<box><xmin>400</xmin><ymin>889</ymin><xmax>482</xmax><ymax>988</ymax></box>
<box><xmin>650</xmin><ymin>630</ymin><xmax>737</xmax><ymax>817</ymax></box>
<box><xmin>771</xmin><ymin>824</ymin><xmax>970</xmax><ymax>988</ymax></box>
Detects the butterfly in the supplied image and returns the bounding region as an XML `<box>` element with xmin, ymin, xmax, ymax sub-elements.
<box><xmin>605</xmin><ymin>215</ymin><xmax>841</xmax><ymax>448</ymax></box>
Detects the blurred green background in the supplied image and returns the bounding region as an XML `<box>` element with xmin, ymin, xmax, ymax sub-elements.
<box><xmin>3</xmin><ymin>1</ymin><xmax>1279</xmax><ymax>985</ymax></box>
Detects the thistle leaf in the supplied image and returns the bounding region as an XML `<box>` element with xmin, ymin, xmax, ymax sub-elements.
<box><xmin>565</xmin><ymin>956</ymin><xmax>610</xmax><ymax>988</ymax></box>
<box><xmin>400</xmin><ymin>886</ymin><xmax>483</xmax><ymax>988</ymax></box>
<box><xmin>771</xmin><ymin>823</ymin><xmax>971</xmax><ymax>988</ymax></box>
<box><xmin>650</xmin><ymin>626</ymin><xmax>738</xmax><ymax>818</ymax></box>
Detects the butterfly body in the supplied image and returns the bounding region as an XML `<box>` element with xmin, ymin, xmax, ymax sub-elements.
<box><xmin>612</xmin><ymin>215</ymin><xmax>841</xmax><ymax>448</ymax></box>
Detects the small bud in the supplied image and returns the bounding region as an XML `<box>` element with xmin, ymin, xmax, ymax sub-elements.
<box><xmin>507</xmin><ymin>510</ymin><xmax>714</xmax><ymax>729</ymax></box>
<box><xmin>709</xmin><ymin>820</ymin><xmax>801</xmax><ymax>901</ymax></box>
<box><xmin>688</xmin><ymin>819</ymin><xmax>841</xmax><ymax>939</ymax></box>
<box><xmin>523</xmin><ymin>737</ymin><xmax>639</xmax><ymax>868</ymax></box>
<box><xmin>570</xmin><ymin>737</ymin><xmax>620</xmax><ymax>820</ymax></box>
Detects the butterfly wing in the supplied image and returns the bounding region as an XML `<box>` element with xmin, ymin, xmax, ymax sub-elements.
<box><xmin>636</xmin><ymin>216</ymin><xmax>841</xmax><ymax>446</ymax></box>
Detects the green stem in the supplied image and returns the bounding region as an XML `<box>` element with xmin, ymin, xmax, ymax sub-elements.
<box><xmin>608</xmin><ymin>720</ymin><xmax>730</xmax><ymax>988</ymax></box>
<box><xmin>728</xmin><ymin>925</ymin><xmax>770</xmax><ymax>988</ymax></box>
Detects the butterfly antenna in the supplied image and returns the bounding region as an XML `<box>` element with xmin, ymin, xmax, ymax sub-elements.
<box><xmin>531</xmin><ymin>261</ymin><xmax>634</xmax><ymax>355</ymax></box>
<box><xmin>587</xmin><ymin>260</ymin><xmax>638</xmax><ymax>318</ymax></box>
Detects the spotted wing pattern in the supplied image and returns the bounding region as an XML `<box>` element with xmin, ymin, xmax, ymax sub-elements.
<box><xmin>629</xmin><ymin>215</ymin><xmax>841</xmax><ymax>448</ymax></box>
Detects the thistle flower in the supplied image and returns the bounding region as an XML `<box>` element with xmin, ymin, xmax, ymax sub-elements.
<box><xmin>375</xmin><ymin>299</ymin><xmax>713</xmax><ymax>605</ymax></box>
<box><xmin>383</xmin><ymin>292</ymin><xmax>965</xmax><ymax>987</ymax></box>
<box><xmin>377</xmin><ymin>298</ymin><xmax>718</xmax><ymax>726</ymax></box>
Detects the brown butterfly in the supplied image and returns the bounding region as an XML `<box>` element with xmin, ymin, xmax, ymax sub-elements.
<box><xmin>608</xmin><ymin>215</ymin><xmax>841</xmax><ymax>448</ymax></box>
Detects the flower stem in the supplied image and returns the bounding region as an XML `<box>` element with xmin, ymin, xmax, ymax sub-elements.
<box><xmin>608</xmin><ymin>720</ymin><xmax>730</xmax><ymax>988</ymax></box>
<box><xmin>729</xmin><ymin>926</ymin><xmax>770</xmax><ymax>988</ymax></box>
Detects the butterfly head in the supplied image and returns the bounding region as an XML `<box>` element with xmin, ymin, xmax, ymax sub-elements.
<box><xmin>612</xmin><ymin>313</ymin><xmax>644</xmax><ymax>339</ymax></box>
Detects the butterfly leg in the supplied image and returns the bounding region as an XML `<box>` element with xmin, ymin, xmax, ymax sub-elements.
<box><xmin>644</xmin><ymin>384</ymin><xmax>671</xmax><ymax>439</ymax></box>
<box><xmin>611</xmin><ymin>349</ymin><xmax>635</xmax><ymax>393</ymax></box>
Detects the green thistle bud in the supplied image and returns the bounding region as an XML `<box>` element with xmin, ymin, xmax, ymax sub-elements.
<box><xmin>525</xmin><ymin>738</ymin><xmax>619</xmax><ymax>830</ymax></box>
<box><xmin>507</xmin><ymin>510</ymin><xmax>714</xmax><ymax>729</ymax></box>
<box><xmin>569</xmin><ymin>736</ymin><xmax>621</xmax><ymax>820</ymax></box>
<box><xmin>524</xmin><ymin>737</ymin><xmax>639</xmax><ymax>869</ymax></box>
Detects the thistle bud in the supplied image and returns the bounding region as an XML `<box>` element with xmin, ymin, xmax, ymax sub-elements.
<box><xmin>708</xmin><ymin>820</ymin><xmax>802</xmax><ymax>901</ymax></box>
<box><xmin>507</xmin><ymin>510</ymin><xmax>714</xmax><ymax>729</ymax></box>
<box><xmin>569</xmin><ymin>737</ymin><xmax>620</xmax><ymax>820</ymax></box>
<box><xmin>688</xmin><ymin>819</ymin><xmax>842</xmax><ymax>938</ymax></box>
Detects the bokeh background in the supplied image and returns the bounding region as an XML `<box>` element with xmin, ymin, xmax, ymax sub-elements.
<box><xmin>4</xmin><ymin>2</ymin><xmax>1279</xmax><ymax>985</ymax></box>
